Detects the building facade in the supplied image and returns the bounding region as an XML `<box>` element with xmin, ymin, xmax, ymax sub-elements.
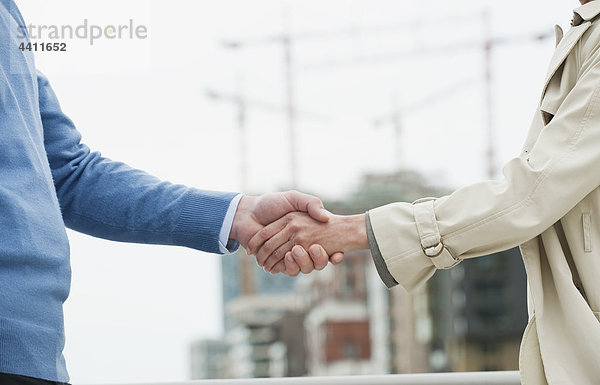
<box><xmin>190</xmin><ymin>170</ymin><xmax>529</xmax><ymax>379</ymax></box>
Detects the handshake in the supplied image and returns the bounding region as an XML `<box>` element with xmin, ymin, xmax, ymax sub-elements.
<box><xmin>230</xmin><ymin>191</ymin><xmax>369</xmax><ymax>276</ymax></box>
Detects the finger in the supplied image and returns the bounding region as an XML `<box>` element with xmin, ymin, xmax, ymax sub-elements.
<box><xmin>255</xmin><ymin>228</ymin><xmax>291</xmax><ymax>267</ymax></box>
<box><xmin>247</xmin><ymin>216</ymin><xmax>287</xmax><ymax>256</ymax></box>
<box><xmin>285</xmin><ymin>190</ymin><xmax>330</xmax><ymax>223</ymax></box>
<box><xmin>263</xmin><ymin>240</ymin><xmax>293</xmax><ymax>273</ymax></box>
<box><xmin>308</xmin><ymin>244</ymin><xmax>329</xmax><ymax>270</ymax></box>
<box><xmin>330</xmin><ymin>252</ymin><xmax>345</xmax><ymax>265</ymax></box>
<box><xmin>291</xmin><ymin>245</ymin><xmax>315</xmax><ymax>274</ymax></box>
<box><xmin>283</xmin><ymin>251</ymin><xmax>300</xmax><ymax>277</ymax></box>
<box><xmin>270</xmin><ymin>259</ymin><xmax>286</xmax><ymax>275</ymax></box>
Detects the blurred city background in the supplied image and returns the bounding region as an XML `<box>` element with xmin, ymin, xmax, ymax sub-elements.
<box><xmin>17</xmin><ymin>0</ymin><xmax>575</xmax><ymax>383</ymax></box>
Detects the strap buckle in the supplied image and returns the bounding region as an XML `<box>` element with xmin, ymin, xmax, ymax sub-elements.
<box><xmin>412</xmin><ymin>199</ymin><xmax>462</xmax><ymax>270</ymax></box>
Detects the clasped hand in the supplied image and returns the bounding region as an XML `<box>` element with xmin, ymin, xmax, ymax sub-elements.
<box><xmin>231</xmin><ymin>191</ymin><xmax>367</xmax><ymax>276</ymax></box>
<box><xmin>231</xmin><ymin>191</ymin><xmax>368</xmax><ymax>276</ymax></box>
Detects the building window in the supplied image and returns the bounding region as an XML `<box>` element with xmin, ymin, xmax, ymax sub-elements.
<box><xmin>342</xmin><ymin>340</ymin><xmax>359</xmax><ymax>359</ymax></box>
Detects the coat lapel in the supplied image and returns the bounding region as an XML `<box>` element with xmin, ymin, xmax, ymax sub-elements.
<box><xmin>554</xmin><ymin>25</ymin><xmax>564</xmax><ymax>47</ymax></box>
<box><xmin>541</xmin><ymin>22</ymin><xmax>591</xmax><ymax>101</ymax></box>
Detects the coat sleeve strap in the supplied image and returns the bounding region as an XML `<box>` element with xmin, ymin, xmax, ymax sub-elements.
<box><xmin>413</xmin><ymin>198</ymin><xmax>462</xmax><ymax>270</ymax></box>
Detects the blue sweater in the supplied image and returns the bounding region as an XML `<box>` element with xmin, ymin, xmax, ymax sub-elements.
<box><xmin>0</xmin><ymin>1</ymin><xmax>236</xmax><ymax>381</ymax></box>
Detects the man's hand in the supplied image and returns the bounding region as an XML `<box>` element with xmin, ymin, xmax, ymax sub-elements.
<box><xmin>248</xmin><ymin>211</ymin><xmax>368</xmax><ymax>274</ymax></box>
<box><xmin>230</xmin><ymin>191</ymin><xmax>344</xmax><ymax>274</ymax></box>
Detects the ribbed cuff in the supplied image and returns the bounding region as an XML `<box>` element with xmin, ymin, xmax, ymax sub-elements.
<box><xmin>172</xmin><ymin>189</ymin><xmax>238</xmax><ymax>254</ymax></box>
<box><xmin>366</xmin><ymin>211</ymin><xmax>398</xmax><ymax>288</ymax></box>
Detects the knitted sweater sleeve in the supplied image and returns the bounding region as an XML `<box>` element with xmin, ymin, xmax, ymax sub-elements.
<box><xmin>38</xmin><ymin>71</ymin><xmax>237</xmax><ymax>254</ymax></box>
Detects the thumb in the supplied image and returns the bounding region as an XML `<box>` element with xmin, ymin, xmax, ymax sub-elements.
<box><xmin>285</xmin><ymin>190</ymin><xmax>330</xmax><ymax>223</ymax></box>
<box><xmin>308</xmin><ymin>244</ymin><xmax>329</xmax><ymax>271</ymax></box>
<box><xmin>330</xmin><ymin>252</ymin><xmax>345</xmax><ymax>265</ymax></box>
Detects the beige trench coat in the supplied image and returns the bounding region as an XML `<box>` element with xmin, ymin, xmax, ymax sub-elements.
<box><xmin>369</xmin><ymin>3</ymin><xmax>600</xmax><ymax>384</ymax></box>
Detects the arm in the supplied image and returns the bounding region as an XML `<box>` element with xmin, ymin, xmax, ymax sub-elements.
<box><xmin>256</xmin><ymin>45</ymin><xmax>600</xmax><ymax>287</ymax></box>
<box><xmin>39</xmin><ymin>70</ymin><xmax>236</xmax><ymax>253</ymax></box>
<box><xmin>365</xmin><ymin>45</ymin><xmax>600</xmax><ymax>290</ymax></box>
<box><xmin>40</xmin><ymin>70</ymin><xmax>343</xmax><ymax>261</ymax></box>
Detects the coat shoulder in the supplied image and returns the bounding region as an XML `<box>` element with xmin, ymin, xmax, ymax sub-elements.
<box><xmin>580</xmin><ymin>20</ymin><xmax>600</xmax><ymax>62</ymax></box>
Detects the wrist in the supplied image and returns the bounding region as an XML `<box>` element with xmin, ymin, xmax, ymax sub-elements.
<box><xmin>332</xmin><ymin>214</ymin><xmax>368</xmax><ymax>252</ymax></box>
<box><xmin>230</xmin><ymin>194</ymin><xmax>257</xmax><ymax>242</ymax></box>
<box><xmin>349</xmin><ymin>213</ymin><xmax>369</xmax><ymax>251</ymax></box>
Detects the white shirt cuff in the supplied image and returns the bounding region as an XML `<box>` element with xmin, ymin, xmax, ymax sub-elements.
<box><xmin>218</xmin><ymin>193</ymin><xmax>243</xmax><ymax>254</ymax></box>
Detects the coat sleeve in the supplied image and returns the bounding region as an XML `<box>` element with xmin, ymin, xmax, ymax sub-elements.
<box><xmin>38</xmin><ymin>70</ymin><xmax>237</xmax><ymax>254</ymax></box>
<box><xmin>368</xmin><ymin>46</ymin><xmax>600</xmax><ymax>291</ymax></box>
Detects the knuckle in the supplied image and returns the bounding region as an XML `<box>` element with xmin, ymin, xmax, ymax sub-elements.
<box><xmin>271</xmin><ymin>248</ymin><xmax>282</xmax><ymax>261</ymax></box>
<box><xmin>289</xmin><ymin>231</ymin><xmax>301</xmax><ymax>242</ymax></box>
<box><xmin>259</xmin><ymin>248</ymin><xmax>272</xmax><ymax>261</ymax></box>
<box><xmin>295</xmin><ymin>234</ymin><xmax>306</xmax><ymax>245</ymax></box>
<box><xmin>265</xmin><ymin>252</ymin><xmax>282</xmax><ymax>270</ymax></box>
<box><xmin>262</xmin><ymin>242</ymin><xmax>274</xmax><ymax>255</ymax></box>
<box><xmin>258</xmin><ymin>227</ymin><xmax>270</xmax><ymax>240</ymax></box>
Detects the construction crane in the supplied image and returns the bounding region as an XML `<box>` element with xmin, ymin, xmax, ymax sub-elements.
<box><xmin>373</xmin><ymin>77</ymin><xmax>480</xmax><ymax>171</ymax></box>
<box><xmin>304</xmin><ymin>11</ymin><xmax>552</xmax><ymax>178</ymax></box>
<box><xmin>205</xmin><ymin>86</ymin><xmax>327</xmax><ymax>193</ymax></box>
<box><xmin>221</xmin><ymin>9</ymin><xmax>300</xmax><ymax>189</ymax></box>
<box><xmin>220</xmin><ymin>12</ymin><xmax>486</xmax><ymax>188</ymax></box>
<box><xmin>220</xmin><ymin>9</ymin><xmax>552</xmax><ymax>181</ymax></box>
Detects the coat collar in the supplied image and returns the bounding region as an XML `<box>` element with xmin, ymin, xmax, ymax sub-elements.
<box><xmin>540</xmin><ymin>6</ymin><xmax>596</xmax><ymax>102</ymax></box>
<box><xmin>572</xmin><ymin>1</ymin><xmax>600</xmax><ymax>26</ymax></box>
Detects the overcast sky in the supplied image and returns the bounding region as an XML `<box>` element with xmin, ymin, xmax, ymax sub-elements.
<box><xmin>14</xmin><ymin>0</ymin><xmax>575</xmax><ymax>383</ymax></box>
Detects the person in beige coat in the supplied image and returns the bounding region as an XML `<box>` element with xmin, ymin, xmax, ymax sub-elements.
<box><xmin>247</xmin><ymin>1</ymin><xmax>600</xmax><ymax>384</ymax></box>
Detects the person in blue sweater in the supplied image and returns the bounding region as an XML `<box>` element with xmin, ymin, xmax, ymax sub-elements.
<box><xmin>0</xmin><ymin>1</ymin><xmax>343</xmax><ymax>384</ymax></box>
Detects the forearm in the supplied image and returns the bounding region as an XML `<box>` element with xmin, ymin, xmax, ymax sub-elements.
<box><xmin>369</xmin><ymin>57</ymin><xmax>600</xmax><ymax>290</ymax></box>
<box><xmin>38</xmin><ymin>71</ymin><xmax>238</xmax><ymax>253</ymax></box>
<box><xmin>57</xmin><ymin>154</ymin><xmax>237</xmax><ymax>252</ymax></box>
